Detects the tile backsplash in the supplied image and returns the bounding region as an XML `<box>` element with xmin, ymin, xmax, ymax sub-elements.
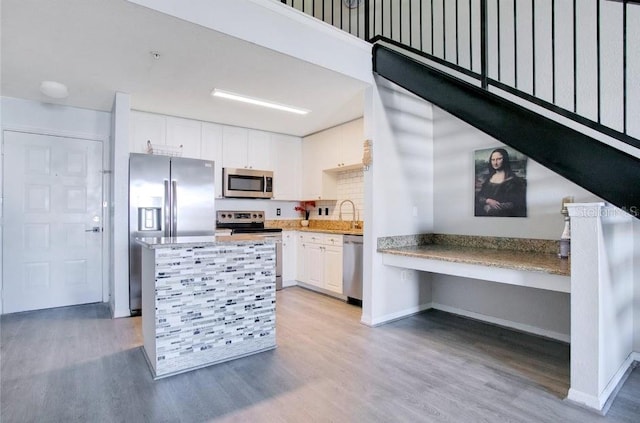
<box><xmin>315</xmin><ymin>168</ymin><xmax>364</xmax><ymax>221</ymax></box>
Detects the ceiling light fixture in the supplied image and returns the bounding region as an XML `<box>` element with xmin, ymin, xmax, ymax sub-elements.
<box><xmin>40</xmin><ymin>80</ymin><xmax>69</xmax><ymax>99</ymax></box>
<box><xmin>211</xmin><ymin>89</ymin><xmax>310</xmax><ymax>115</ymax></box>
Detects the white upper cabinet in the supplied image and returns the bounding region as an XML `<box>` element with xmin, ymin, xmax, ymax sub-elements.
<box><xmin>201</xmin><ymin>122</ymin><xmax>224</xmax><ymax>198</ymax></box>
<box><xmin>301</xmin><ymin>118</ymin><xmax>363</xmax><ymax>170</ymax></box>
<box><xmin>319</xmin><ymin>125</ymin><xmax>342</xmax><ymax>171</ymax></box>
<box><xmin>339</xmin><ymin>118</ymin><xmax>364</xmax><ymax>168</ymax></box>
<box><xmin>130</xmin><ymin>111</ymin><xmax>302</xmax><ymax>201</ymax></box>
<box><xmin>222</xmin><ymin>127</ymin><xmax>273</xmax><ymax>170</ymax></box>
<box><xmin>300</xmin><ymin>119</ymin><xmax>364</xmax><ymax>200</ymax></box>
<box><xmin>301</xmin><ymin>131</ymin><xmax>328</xmax><ymax>200</ymax></box>
<box><xmin>130</xmin><ymin>111</ymin><xmax>166</xmax><ymax>153</ymax></box>
<box><xmin>247</xmin><ymin>130</ymin><xmax>272</xmax><ymax>170</ymax></box>
<box><xmin>272</xmin><ymin>134</ymin><xmax>301</xmax><ymax>200</ymax></box>
<box><xmin>329</xmin><ymin>118</ymin><xmax>363</xmax><ymax>170</ymax></box>
<box><xmin>221</xmin><ymin>126</ymin><xmax>248</xmax><ymax>169</ymax></box>
<box><xmin>129</xmin><ymin>111</ymin><xmax>202</xmax><ymax>159</ymax></box>
<box><xmin>166</xmin><ymin>116</ymin><xmax>201</xmax><ymax>159</ymax></box>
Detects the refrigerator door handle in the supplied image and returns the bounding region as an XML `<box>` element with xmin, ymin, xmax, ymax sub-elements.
<box><xmin>171</xmin><ymin>180</ymin><xmax>178</xmax><ymax>235</ymax></box>
<box><xmin>164</xmin><ymin>179</ymin><xmax>171</xmax><ymax>237</ymax></box>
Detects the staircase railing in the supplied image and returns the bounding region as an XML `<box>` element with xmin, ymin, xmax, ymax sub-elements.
<box><xmin>280</xmin><ymin>0</ymin><xmax>640</xmax><ymax>149</ymax></box>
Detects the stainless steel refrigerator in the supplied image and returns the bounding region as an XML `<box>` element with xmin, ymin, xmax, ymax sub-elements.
<box><xmin>129</xmin><ymin>153</ymin><xmax>216</xmax><ymax>313</ymax></box>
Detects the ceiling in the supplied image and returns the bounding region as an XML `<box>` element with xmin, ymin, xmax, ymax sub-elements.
<box><xmin>1</xmin><ymin>0</ymin><xmax>370</xmax><ymax>137</ymax></box>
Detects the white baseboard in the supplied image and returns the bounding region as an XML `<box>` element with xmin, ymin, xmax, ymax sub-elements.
<box><xmin>566</xmin><ymin>388</ymin><xmax>603</xmax><ymax>413</ymax></box>
<box><xmin>361</xmin><ymin>302</ymin><xmax>432</xmax><ymax>327</ymax></box>
<box><xmin>110</xmin><ymin>302</ymin><xmax>131</xmax><ymax>319</ymax></box>
<box><xmin>430</xmin><ymin>302</ymin><xmax>571</xmax><ymax>343</ymax></box>
<box><xmin>282</xmin><ymin>280</ymin><xmax>297</xmax><ymax>288</ymax></box>
<box><xmin>567</xmin><ymin>353</ymin><xmax>637</xmax><ymax>413</ymax></box>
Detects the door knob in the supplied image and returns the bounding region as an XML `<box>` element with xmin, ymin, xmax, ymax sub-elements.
<box><xmin>85</xmin><ymin>227</ymin><xmax>102</xmax><ymax>233</ymax></box>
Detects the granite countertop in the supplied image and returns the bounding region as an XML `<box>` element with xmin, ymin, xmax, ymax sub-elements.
<box><xmin>377</xmin><ymin>234</ymin><xmax>570</xmax><ymax>276</ymax></box>
<box><xmin>266</xmin><ymin>219</ymin><xmax>363</xmax><ymax>236</ymax></box>
<box><xmin>137</xmin><ymin>235</ymin><xmax>274</xmax><ymax>249</ymax></box>
<box><xmin>296</xmin><ymin>227</ymin><xmax>363</xmax><ymax>236</ymax></box>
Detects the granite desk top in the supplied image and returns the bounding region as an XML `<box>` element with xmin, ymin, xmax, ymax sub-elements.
<box><xmin>137</xmin><ymin>235</ymin><xmax>274</xmax><ymax>249</ymax></box>
<box><xmin>377</xmin><ymin>234</ymin><xmax>570</xmax><ymax>276</ymax></box>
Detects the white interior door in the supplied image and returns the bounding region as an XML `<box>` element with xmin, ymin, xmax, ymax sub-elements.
<box><xmin>2</xmin><ymin>131</ymin><xmax>103</xmax><ymax>314</ymax></box>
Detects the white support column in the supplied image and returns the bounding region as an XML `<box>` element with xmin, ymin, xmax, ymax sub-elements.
<box><xmin>110</xmin><ymin>92</ymin><xmax>132</xmax><ymax>318</ymax></box>
<box><xmin>567</xmin><ymin>203</ymin><xmax>635</xmax><ymax>412</ymax></box>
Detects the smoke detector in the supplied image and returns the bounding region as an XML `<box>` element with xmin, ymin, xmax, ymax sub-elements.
<box><xmin>39</xmin><ymin>81</ymin><xmax>69</xmax><ymax>99</ymax></box>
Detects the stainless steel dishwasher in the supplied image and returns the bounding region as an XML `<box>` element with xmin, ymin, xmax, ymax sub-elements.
<box><xmin>343</xmin><ymin>235</ymin><xmax>363</xmax><ymax>306</ymax></box>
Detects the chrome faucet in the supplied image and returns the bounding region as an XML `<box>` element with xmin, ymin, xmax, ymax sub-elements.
<box><xmin>339</xmin><ymin>199</ymin><xmax>357</xmax><ymax>229</ymax></box>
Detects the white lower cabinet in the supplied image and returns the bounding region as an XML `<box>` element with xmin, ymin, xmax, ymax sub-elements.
<box><xmin>282</xmin><ymin>231</ymin><xmax>297</xmax><ymax>286</ymax></box>
<box><xmin>323</xmin><ymin>245</ymin><xmax>343</xmax><ymax>293</ymax></box>
<box><xmin>297</xmin><ymin>233</ymin><xmax>343</xmax><ymax>295</ymax></box>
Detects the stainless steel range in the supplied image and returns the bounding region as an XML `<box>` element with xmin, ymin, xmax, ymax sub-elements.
<box><xmin>216</xmin><ymin>210</ymin><xmax>283</xmax><ymax>290</ymax></box>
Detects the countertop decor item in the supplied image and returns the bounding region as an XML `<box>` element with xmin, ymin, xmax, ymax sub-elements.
<box><xmin>559</xmin><ymin>196</ymin><xmax>573</xmax><ymax>259</ymax></box>
<box><xmin>294</xmin><ymin>201</ymin><xmax>316</xmax><ymax>221</ymax></box>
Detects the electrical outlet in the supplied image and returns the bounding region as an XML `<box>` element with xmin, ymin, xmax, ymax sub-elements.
<box><xmin>276</xmin><ymin>208</ymin><xmax>281</xmax><ymax>216</ymax></box>
<box><xmin>319</xmin><ymin>208</ymin><xmax>322</xmax><ymax>216</ymax></box>
<box><xmin>325</xmin><ymin>207</ymin><xmax>329</xmax><ymax>215</ymax></box>
<box><xmin>401</xmin><ymin>270</ymin><xmax>413</xmax><ymax>281</ymax></box>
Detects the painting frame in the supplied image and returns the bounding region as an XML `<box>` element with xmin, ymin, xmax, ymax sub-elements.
<box><xmin>474</xmin><ymin>146</ymin><xmax>528</xmax><ymax>217</ymax></box>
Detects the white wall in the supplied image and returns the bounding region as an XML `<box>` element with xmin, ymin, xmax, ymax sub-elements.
<box><xmin>599</xmin><ymin>208</ymin><xmax>634</xmax><ymax>391</ymax></box>
<box><xmin>432</xmin><ymin>276</ymin><xmax>570</xmax><ymax>341</ymax></box>
<box><xmin>2</xmin><ymin>97</ymin><xmax>111</xmax><ymax>138</ymax></box>
<box><xmin>1</xmin><ymin>96</ymin><xmax>112</xmax><ymax>312</ymax></box>
<box><xmin>313</xmin><ymin>169</ymin><xmax>364</xmax><ymax>221</ymax></box>
<box><xmin>635</xmin><ymin>219</ymin><xmax>640</xmax><ymax>352</ymax></box>
<box><xmin>433</xmin><ymin>106</ymin><xmax>601</xmax><ymax>239</ymax></box>
<box><xmin>216</xmin><ymin>199</ymin><xmax>299</xmax><ymax>220</ymax></box>
<box><xmin>127</xmin><ymin>0</ymin><xmax>372</xmax><ymax>84</ymax></box>
<box><xmin>363</xmin><ymin>77</ymin><xmax>434</xmax><ymax>325</ymax></box>
<box><xmin>429</xmin><ymin>105</ymin><xmax>603</xmax><ymax>339</ymax></box>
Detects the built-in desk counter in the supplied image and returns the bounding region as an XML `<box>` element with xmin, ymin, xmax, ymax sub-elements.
<box><xmin>137</xmin><ymin>236</ymin><xmax>277</xmax><ymax>379</ymax></box>
<box><xmin>378</xmin><ymin>234</ymin><xmax>570</xmax><ymax>293</ymax></box>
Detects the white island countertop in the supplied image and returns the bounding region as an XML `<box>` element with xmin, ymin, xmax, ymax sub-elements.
<box><xmin>136</xmin><ymin>234</ymin><xmax>274</xmax><ymax>249</ymax></box>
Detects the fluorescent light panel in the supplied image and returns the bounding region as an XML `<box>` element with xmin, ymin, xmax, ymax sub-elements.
<box><xmin>212</xmin><ymin>89</ymin><xmax>310</xmax><ymax>115</ymax></box>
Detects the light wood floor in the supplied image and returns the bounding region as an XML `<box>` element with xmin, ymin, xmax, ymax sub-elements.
<box><xmin>1</xmin><ymin>286</ymin><xmax>638</xmax><ymax>422</ymax></box>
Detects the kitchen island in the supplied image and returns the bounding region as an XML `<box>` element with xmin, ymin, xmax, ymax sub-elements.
<box><xmin>137</xmin><ymin>235</ymin><xmax>276</xmax><ymax>379</ymax></box>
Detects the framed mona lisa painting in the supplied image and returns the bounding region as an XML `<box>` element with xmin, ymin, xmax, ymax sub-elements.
<box><xmin>474</xmin><ymin>146</ymin><xmax>528</xmax><ymax>217</ymax></box>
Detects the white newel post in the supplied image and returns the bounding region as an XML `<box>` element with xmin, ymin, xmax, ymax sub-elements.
<box><xmin>567</xmin><ymin>203</ymin><xmax>635</xmax><ymax>412</ymax></box>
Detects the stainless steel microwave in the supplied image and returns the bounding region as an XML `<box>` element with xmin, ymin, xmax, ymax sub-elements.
<box><xmin>222</xmin><ymin>168</ymin><xmax>274</xmax><ymax>199</ymax></box>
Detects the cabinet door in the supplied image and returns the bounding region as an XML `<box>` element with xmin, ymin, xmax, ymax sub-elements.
<box><xmin>340</xmin><ymin>118</ymin><xmax>364</xmax><ymax>167</ymax></box>
<box><xmin>201</xmin><ymin>122</ymin><xmax>224</xmax><ymax>198</ymax></box>
<box><xmin>324</xmin><ymin>245</ymin><xmax>343</xmax><ymax>293</ymax></box>
<box><xmin>282</xmin><ymin>231</ymin><xmax>297</xmax><ymax>284</ymax></box>
<box><xmin>166</xmin><ymin>116</ymin><xmax>201</xmax><ymax>159</ymax></box>
<box><xmin>305</xmin><ymin>243</ymin><xmax>324</xmax><ymax>288</ymax></box>
<box><xmin>130</xmin><ymin>111</ymin><xmax>166</xmax><ymax>153</ymax></box>
<box><xmin>272</xmin><ymin>134</ymin><xmax>301</xmax><ymax>200</ymax></box>
<box><xmin>222</xmin><ymin>126</ymin><xmax>248</xmax><ymax>169</ymax></box>
<box><xmin>247</xmin><ymin>130</ymin><xmax>272</xmax><ymax>170</ymax></box>
<box><xmin>301</xmin><ymin>133</ymin><xmax>324</xmax><ymax>199</ymax></box>
<box><xmin>322</xmin><ymin>125</ymin><xmax>342</xmax><ymax>170</ymax></box>
<box><xmin>296</xmin><ymin>233</ymin><xmax>307</xmax><ymax>283</ymax></box>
